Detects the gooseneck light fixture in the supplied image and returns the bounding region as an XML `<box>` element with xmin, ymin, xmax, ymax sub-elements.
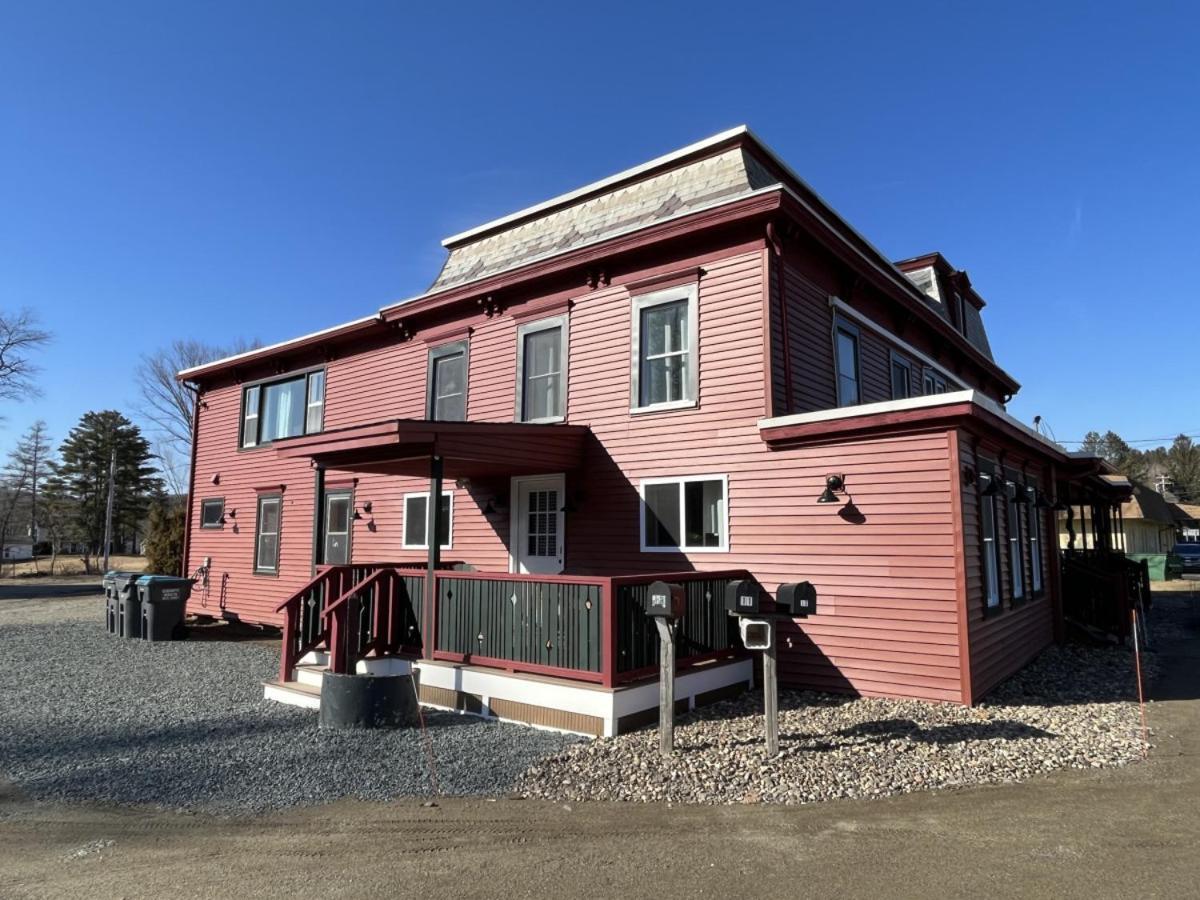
<box><xmin>818</xmin><ymin>474</ymin><xmax>846</xmax><ymax>504</ymax></box>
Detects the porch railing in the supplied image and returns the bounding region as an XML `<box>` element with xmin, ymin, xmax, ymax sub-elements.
<box><xmin>277</xmin><ymin>564</ymin><xmax>752</xmax><ymax>687</ymax></box>
<box><xmin>1061</xmin><ymin>550</ymin><xmax>1151</xmax><ymax>641</ymax></box>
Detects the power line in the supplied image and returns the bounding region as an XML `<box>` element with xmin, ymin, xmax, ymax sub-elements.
<box><xmin>1054</xmin><ymin>432</ymin><xmax>1200</xmax><ymax>446</ymax></box>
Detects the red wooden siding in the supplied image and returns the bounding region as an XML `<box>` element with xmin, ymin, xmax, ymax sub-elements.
<box><xmin>956</xmin><ymin>430</ymin><xmax>1055</xmax><ymax>699</ymax></box>
<box><xmin>187</xmin><ymin>243</ymin><xmax>968</xmax><ymax>703</ymax></box>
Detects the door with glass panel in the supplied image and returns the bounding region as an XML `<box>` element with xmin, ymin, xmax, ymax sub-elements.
<box><xmin>322</xmin><ymin>490</ymin><xmax>352</xmax><ymax>565</ymax></box>
<box><xmin>511</xmin><ymin>475</ymin><xmax>565</xmax><ymax>574</ymax></box>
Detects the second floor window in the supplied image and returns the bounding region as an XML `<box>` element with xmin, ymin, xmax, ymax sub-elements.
<box><xmin>923</xmin><ymin>369</ymin><xmax>948</xmax><ymax>395</ymax></box>
<box><xmin>241</xmin><ymin>370</ymin><xmax>325</xmax><ymax>448</ymax></box>
<box><xmin>427</xmin><ymin>342</ymin><xmax>467</xmax><ymax>421</ymax></box>
<box><xmin>890</xmin><ymin>353</ymin><xmax>912</xmax><ymax>400</ymax></box>
<box><xmin>517</xmin><ymin>317</ymin><xmax>567</xmax><ymax>422</ymax></box>
<box><xmin>834</xmin><ymin>321</ymin><xmax>860</xmax><ymax>406</ymax></box>
<box><xmin>632</xmin><ymin>284</ymin><xmax>698</xmax><ymax>411</ymax></box>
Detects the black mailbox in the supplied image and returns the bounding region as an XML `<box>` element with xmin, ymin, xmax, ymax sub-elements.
<box><xmin>777</xmin><ymin>581</ymin><xmax>818</xmax><ymax>618</ymax></box>
<box><xmin>646</xmin><ymin>581</ymin><xmax>685</xmax><ymax>619</ymax></box>
<box><xmin>725</xmin><ymin>578</ymin><xmax>761</xmax><ymax>615</ymax></box>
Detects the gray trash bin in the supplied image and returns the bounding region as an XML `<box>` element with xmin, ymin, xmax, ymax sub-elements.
<box><xmin>137</xmin><ymin>575</ymin><xmax>194</xmax><ymax>641</ymax></box>
<box><xmin>104</xmin><ymin>571</ymin><xmax>140</xmax><ymax>635</ymax></box>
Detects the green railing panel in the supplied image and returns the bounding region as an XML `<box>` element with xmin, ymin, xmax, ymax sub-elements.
<box><xmin>615</xmin><ymin>576</ymin><xmax>737</xmax><ymax>673</ymax></box>
<box><xmin>435</xmin><ymin>577</ymin><xmax>603</xmax><ymax>673</ymax></box>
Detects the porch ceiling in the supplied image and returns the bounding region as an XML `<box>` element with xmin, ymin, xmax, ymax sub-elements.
<box><xmin>272</xmin><ymin>418</ymin><xmax>589</xmax><ymax>478</ymax></box>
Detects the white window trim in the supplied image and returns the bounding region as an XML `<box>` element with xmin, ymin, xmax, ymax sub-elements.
<box><xmin>629</xmin><ymin>283</ymin><xmax>699</xmax><ymax>414</ymax></box>
<box><xmin>239</xmin><ymin>365</ymin><xmax>327</xmax><ymax>449</ymax></box>
<box><xmin>1008</xmin><ymin>489</ymin><xmax>1025</xmax><ymax>600</ymax></box>
<box><xmin>1028</xmin><ymin>503</ymin><xmax>1043</xmax><ymax>594</ymax></box>
<box><xmin>638</xmin><ymin>473</ymin><xmax>729</xmax><ymax>553</ymax></box>
<box><xmin>401</xmin><ymin>490</ymin><xmax>454</xmax><ymax>550</ymax></box>
<box><xmin>515</xmin><ymin>315</ymin><xmax>569</xmax><ymax>424</ymax></box>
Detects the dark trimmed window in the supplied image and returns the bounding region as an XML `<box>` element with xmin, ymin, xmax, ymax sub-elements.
<box><xmin>1007</xmin><ymin>485</ymin><xmax>1025</xmax><ymax>601</ymax></box>
<box><xmin>427</xmin><ymin>342</ymin><xmax>467</xmax><ymax>421</ymax></box>
<box><xmin>1028</xmin><ymin>499</ymin><xmax>1043</xmax><ymax>595</ymax></box>
<box><xmin>241</xmin><ymin>370</ymin><xmax>325</xmax><ymax>448</ymax></box>
<box><xmin>323</xmin><ymin>490</ymin><xmax>352</xmax><ymax>565</ymax></box>
<box><xmin>923</xmin><ymin>368</ymin><xmax>948</xmax><ymax>395</ymax></box>
<box><xmin>834</xmin><ymin>321</ymin><xmax>860</xmax><ymax>406</ymax></box>
<box><xmin>981</xmin><ymin>483</ymin><xmax>1001</xmax><ymax>609</ymax></box>
<box><xmin>200</xmin><ymin>498</ymin><xmax>225</xmax><ymax>528</ymax></box>
<box><xmin>890</xmin><ymin>353</ymin><xmax>912</xmax><ymax>400</ymax></box>
<box><xmin>254</xmin><ymin>495</ymin><xmax>282</xmax><ymax>574</ymax></box>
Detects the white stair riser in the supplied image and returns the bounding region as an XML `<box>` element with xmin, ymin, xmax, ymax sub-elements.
<box><xmin>294</xmin><ymin>666</ymin><xmax>325</xmax><ymax>688</ymax></box>
<box><xmin>263</xmin><ymin>682</ymin><xmax>321</xmax><ymax>710</ymax></box>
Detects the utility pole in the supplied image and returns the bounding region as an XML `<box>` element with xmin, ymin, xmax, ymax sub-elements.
<box><xmin>102</xmin><ymin>448</ymin><xmax>116</xmax><ymax>573</ymax></box>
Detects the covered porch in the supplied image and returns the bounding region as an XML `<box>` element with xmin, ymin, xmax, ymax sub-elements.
<box><xmin>265</xmin><ymin>419</ymin><xmax>753</xmax><ymax>736</ymax></box>
<box><xmin>1055</xmin><ymin>462</ymin><xmax>1152</xmax><ymax>643</ymax></box>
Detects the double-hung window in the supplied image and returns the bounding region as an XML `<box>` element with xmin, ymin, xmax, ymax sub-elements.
<box><xmin>834</xmin><ymin>320</ymin><xmax>860</xmax><ymax>406</ymax></box>
<box><xmin>427</xmin><ymin>342</ymin><xmax>467</xmax><ymax>421</ymax></box>
<box><xmin>1027</xmin><ymin>498</ymin><xmax>1043</xmax><ymax>595</ymax></box>
<box><xmin>631</xmin><ymin>284</ymin><xmax>698</xmax><ymax>411</ymax></box>
<box><xmin>640</xmin><ymin>475</ymin><xmax>727</xmax><ymax>552</ymax></box>
<box><xmin>402</xmin><ymin>492</ymin><xmax>453</xmax><ymax>549</ymax></box>
<box><xmin>517</xmin><ymin>317</ymin><xmax>567</xmax><ymax>422</ymax></box>
<box><xmin>254</xmin><ymin>494</ymin><xmax>282</xmax><ymax>574</ymax></box>
<box><xmin>241</xmin><ymin>370</ymin><xmax>325</xmax><ymax>448</ymax></box>
<box><xmin>923</xmin><ymin>369</ymin><xmax>948</xmax><ymax>395</ymax></box>
<box><xmin>981</xmin><ymin>488</ymin><xmax>1001</xmax><ymax>609</ymax></box>
<box><xmin>1008</xmin><ymin>485</ymin><xmax>1025</xmax><ymax>601</ymax></box>
<box><xmin>890</xmin><ymin>352</ymin><xmax>912</xmax><ymax>400</ymax></box>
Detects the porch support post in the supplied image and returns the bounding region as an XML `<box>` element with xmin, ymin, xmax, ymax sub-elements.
<box><xmin>311</xmin><ymin>463</ymin><xmax>326</xmax><ymax>575</ymax></box>
<box><xmin>423</xmin><ymin>454</ymin><xmax>443</xmax><ymax>660</ymax></box>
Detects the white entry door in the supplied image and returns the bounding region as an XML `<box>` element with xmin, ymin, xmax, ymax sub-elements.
<box><xmin>511</xmin><ymin>474</ymin><xmax>565</xmax><ymax>574</ymax></box>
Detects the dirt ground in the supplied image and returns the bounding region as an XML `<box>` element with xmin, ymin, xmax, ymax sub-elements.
<box><xmin>1</xmin><ymin>595</ymin><xmax>1197</xmax><ymax>900</ymax></box>
<box><xmin>0</xmin><ymin>554</ymin><xmax>146</xmax><ymax>582</ymax></box>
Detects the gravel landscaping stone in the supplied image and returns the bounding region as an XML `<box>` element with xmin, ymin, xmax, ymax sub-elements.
<box><xmin>0</xmin><ymin>599</ymin><xmax>580</xmax><ymax>815</ymax></box>
<box><xmin>518</xmin><ymin>637</ymin><xmax>1157</xmax><ymax>806</ymax></box>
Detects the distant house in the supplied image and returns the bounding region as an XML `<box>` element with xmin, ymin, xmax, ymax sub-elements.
<box><xmin>2</xmin><ymin>538</ymin><xmax>34</xmax><ymax>561</ymax></box>
<box><xmin>1174</xmin><ymin>503</ymin><xmax>1200</xmax><ymax>543</ymax></box>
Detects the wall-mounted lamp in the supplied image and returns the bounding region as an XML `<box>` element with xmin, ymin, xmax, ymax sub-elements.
<box><xmin>560</xmin><ymin>491</ymin><xmax>585</xmax><ymax>514</ymax></box>
<box><xmin>817</xmin><ymin>474</ymin><xmax>845</xmax><ymax>504</ymax></box>
<box><xmin>1019</xmin><ymin>485</ymin><xmax>1037</xmax><ymax>505</ymax></box>
<box><xmin>977</xmin><ymin>472</ymin><xmax>1002</xmax><ymax>496</ymax></box>
<box><xmin>455</xmin><ymin>477</ymin><xmax>472</xmax><ymax>490</ymax></box>
<box><xmin>352</xmin><ymin>500</ymin><xmax>373</xmax><ymax>521</ymax></box>
<box><xmin>211</xmin><ymin>473</ymin><xmax>220</xmax><ymax>485</ymax></box>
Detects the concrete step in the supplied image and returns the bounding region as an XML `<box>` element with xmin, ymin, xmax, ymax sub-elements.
<box><xmin>262</xmin><ymin>679</ymin><xmax>321</xmax><ymax>710</ymax></box>
<box><xmin>293</xmin><ymin>663</ymin><xmax>326</xmax><ymax>689</ymax></box>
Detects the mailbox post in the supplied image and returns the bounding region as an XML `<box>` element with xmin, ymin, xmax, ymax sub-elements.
<box><xmin>727</xmin><ymin>578</ymin><xmax>818</xmax><ymax>758</ymax></box>
<box><xmin>646</xmin><ymin>580</ymin><xmax>685</xmax><ymax>757</ymax></box>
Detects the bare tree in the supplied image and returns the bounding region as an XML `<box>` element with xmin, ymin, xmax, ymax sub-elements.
<box><xmin>135</xmin><ymin>338</ymin><xmax>260</xmax><ymax>453</ymax></box>
<box><xmin>0</xmin><ymin>309</ymin><xmax>51</xmax><ymax>402</ymax></box>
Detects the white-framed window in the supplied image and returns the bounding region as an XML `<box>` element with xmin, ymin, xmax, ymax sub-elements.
<box><xmin>516</xmin><ymin>316</ymin><xmax>568</xmax><ymax>423</ymax></box>
<box><xmin>1028</xmin><ymin>500</ymin><xmax>1043</xmax><ymax>595</ymax></box>
<box><xmin>834</xmin><ymin>319</ymin><xmax>860</xmax><ymax>406</ymax></box>
<box><xmin>402</xmin><ymin>491</ymin><xmax>453</xmax><ymax>550</ymax></box>
<box><xmin>427</xmin><ymin>341</ymin><xmax>468</xmax><ymax>422</ymax></box>
<box><xmin>890</xmin><ymin>352</ymin><xmax>912</xmax><ymax>400</ymax></box>
<box><xmin>639</xmin><ymin>474</ymin><xmax>728</xmax><ymax>552</ymax></box>
<box><xmin>254</xmin><ymin>494</ymin><xmax>282</xmax><ymax>574</ymax></box>
<box><xmin>1008</xmin><ymin>486</ymin><xmax>1025</xmax><ymax>600</ymax></box>
<box><xmin>981</xmin><ymin>492</ymin><xmax>1001</xmax><ymax>609</ymax></box>
<box><xmin>241</xmin><ymin>369</ymin><xmax>325</xmax><ymax>448</ymax></box>
<box><xmin>631</xmin><ymin>284</ymin><xmax>698</xmax><ymax>412</ymax></box>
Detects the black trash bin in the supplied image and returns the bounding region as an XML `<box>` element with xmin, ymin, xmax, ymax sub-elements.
<box><xmin>137</xmin><ymin>575</ymin><xmax>194</xmax><ymax>641</ymax></box>
<box><xmin>104</xmin><ymin>571</ymin><xmax>140</xmax><ymax>635</ymax></box>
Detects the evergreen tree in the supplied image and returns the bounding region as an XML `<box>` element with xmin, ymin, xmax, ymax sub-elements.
<box><xmin>1079</xmin><ymin>430</ymin><xmax>1148</xmax><ymax>484</ymax></box>
<box><xmin>49</xmin><ymin>411</ymin><xmax>162</xmax><ymax>567</ymax></box>
<box><xmin>143</xmin><ymin>499</ymin><xmax>185</xmax><ymax>576</ymax></box>
<box><xmin>5</xmin><ymin>421</ymin><xmax>53</xmax><ymax>571</ymax></box>
<box><xmin>1166</xmin><ymin>435</ymin><xmax>1200</xmax><ymax>502</ymax></box>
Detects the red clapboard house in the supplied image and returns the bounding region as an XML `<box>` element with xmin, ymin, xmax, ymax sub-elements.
<box><xmin>178</xmin><ymin>126</ymin><xmax>1130</xmax><ymax>736</ymax></box>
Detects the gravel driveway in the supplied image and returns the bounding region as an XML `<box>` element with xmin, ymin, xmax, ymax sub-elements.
<box><xmin>0</xmin><ymin>597</ymin><xmax>578</xmax><ymax>815</ymax></box>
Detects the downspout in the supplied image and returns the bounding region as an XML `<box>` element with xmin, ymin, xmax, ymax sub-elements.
<box><xmin>180</xmin><ymin>383</ymin><xmax>201</xmax><ymax>579</ymax></box>
<box><xmin>423</xmin><ymin>453</ymin><xmax>444</xmax><ymax>660</ymax></box>
<box><xmin>766</xmin><ymin>222</ymin><xmax>792</xmax><ymax>412</ymax></box>
<box><xmin>311</xmin><ymin>463</ymin><xmax>326</xmax><ymax>575</ymax></box>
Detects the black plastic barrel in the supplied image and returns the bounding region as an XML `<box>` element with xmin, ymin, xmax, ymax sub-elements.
<box><xmin>318</xmin><ymin>671</ymin><xmax>421</xmax><ymax>729</ymax></box>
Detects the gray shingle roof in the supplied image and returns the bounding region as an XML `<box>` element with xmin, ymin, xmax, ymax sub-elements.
<box><xmin>429</xmin><ymin>147</ymin><xmax>778</xmax><ymax>292</ymax></box>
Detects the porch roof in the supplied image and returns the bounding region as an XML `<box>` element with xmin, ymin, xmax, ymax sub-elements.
<box><xmin>272</xmin><ymin>418</ymin><xmax>589</xmax><ymax>479</ymax></box>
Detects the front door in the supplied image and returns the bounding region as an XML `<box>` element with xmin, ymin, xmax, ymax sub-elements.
<box><xmin>511</xmin><ymin>474</ymin><xmax>565</xmax><ymax>574</ymax></box>
<box><xmin>323</xmin><ymin>490</ymin><xmax>352</xmax><ymax>565</ymax></box>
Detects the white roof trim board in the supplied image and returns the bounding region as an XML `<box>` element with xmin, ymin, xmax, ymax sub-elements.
<box><xmin>757</xmin><ymin>390</ymin><xmax>1087</xmax><ymax>461</ymax></box>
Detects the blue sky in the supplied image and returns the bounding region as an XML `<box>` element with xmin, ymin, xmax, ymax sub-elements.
<box><xmin>2</xmin><ymin>1</ymin><xmax>1197</xmax><ymax>461</ymax></box>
